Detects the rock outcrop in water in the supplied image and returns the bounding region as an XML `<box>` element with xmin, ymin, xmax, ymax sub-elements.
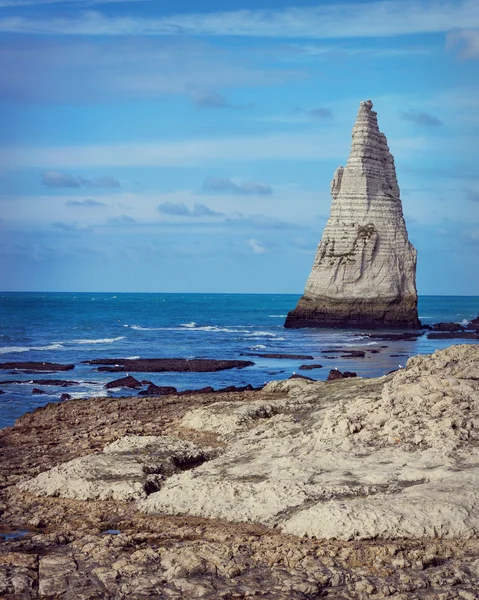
<box><xmin>285</xmin><ymin>100</ymin><xmax>420</xmax><ymax>329</ymax></box>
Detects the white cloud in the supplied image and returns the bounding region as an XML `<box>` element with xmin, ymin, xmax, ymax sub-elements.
<box><xmin>246</xmin><ymin>238</ymin><xmax>267</xmax><ymax>254</ymax></box>
<box><xmin>0</xmin><ymin>2</ymin><xmax>478</xmax><ymax>37</ymax></box>
<box><xmin>446</xmin><ymin>29</ymin><xmax>479</xmax><ymax>59</ymax></box>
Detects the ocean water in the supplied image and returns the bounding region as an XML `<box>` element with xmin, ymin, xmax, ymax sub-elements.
<box><xmin>0</xmin><ymin>293</ymin><xmax>478</xmax><ymax>430</ymax></box>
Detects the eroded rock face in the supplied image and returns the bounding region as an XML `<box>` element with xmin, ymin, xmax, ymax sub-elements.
<box><xmin>285</xmin><ymin>100</ymin><xmax>420</xmax><ymax>329</ymax></box>
<box><xmin>140</xmin><ymin>344</ymin><xmax>479</xmax><ymax>540</ymax></box>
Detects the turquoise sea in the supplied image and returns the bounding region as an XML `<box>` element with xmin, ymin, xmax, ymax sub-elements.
<box><xmin>0</xmin><ymin>293</ymin><xmax>478</xmax><ymax>429</ymax></box>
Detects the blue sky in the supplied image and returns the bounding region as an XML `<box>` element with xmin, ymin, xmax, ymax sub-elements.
<box><xmin>0</xmin><ymin>0</ymin><xmax>478</xmax><ymax>294</ymax></box>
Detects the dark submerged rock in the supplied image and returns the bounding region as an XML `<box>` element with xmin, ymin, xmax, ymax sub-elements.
<box><xmin>241</xmin><ymin>353</ymin><xmax>314</xmax><ymax>360</ymax></box>
<box><xmin>427</xmin><ymin>332</ymin><xmax>479</xmax><ymax>340</ymax></box>
<box><xmin>31</xmin><ymin>388</ymin><xmax>46</xmax><ymax>395</ymax></box>
<box><xmin>469</xmin><ymin>314</ymin><xmax>479</xmax><ymax>328</ymax></box>
<box><xmin>0</xmin><ymin>362</ymin><xmax>75</xmax><ymax>372</ymax></box>
<box><xmin>298</xmin><ymin>364</ymin><xmax>323</xmax><ymax>370</ymax></box>
<box><xmin>431</xmin><ymin>322</ymin><xmax>465</xmax><ymax>332</ymax></box>
<box><xmin>366</xmin><ymin>333</ymin><xmax>422</xmax><ymax>342</ymax></box>
<box><xmin>84</xmin><ymin>358</ymin><xmax>254</xmax><ymax>373</ymax></box>
<box><xmin>0</xmin><ymin>379</ymin><xmax>79</xmax><ymax>387</ymax></box>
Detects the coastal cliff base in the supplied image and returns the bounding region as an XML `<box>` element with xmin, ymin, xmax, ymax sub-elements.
<box><xmin>285</xmin><ymin>295</ymin><xmax>421</xmax><ymax>329</ymax></box>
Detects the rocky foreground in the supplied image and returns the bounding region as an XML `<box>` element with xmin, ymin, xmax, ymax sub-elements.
<box><xmin>1</xmin><ymin>344</ymin><xmax>479</xmax><ymax>599</ymax></box>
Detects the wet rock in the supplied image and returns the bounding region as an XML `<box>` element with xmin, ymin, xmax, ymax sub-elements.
<box><xmin>289</xmin><ymin>373</ymin><xmax>315</xmax><ymax>381</ymax></box>
<box><xmin>469</xmin><ymin>313</ymin><xmax>479</xmax><ymax>328</ymax></box>
<box><xmin>298</xmin><ymin>364</ymin><xmax>323</xmax><ymax>370</ymax></box>
<box><xmin>216</xmin><ymin>384</ymin><xmax>257</xmax><ymax>393</ymax></box>
<box><xmin>428</xmin><ymin>332</ymin><xmax>479</xmax><ymax>340</ymax></box>
<box><xmin>341</xmin><ymin>350</ymin><xmax>366</xmax><ymax>358</ymax></box>
<box><xmin>84</xmin><ymin>358</ymin><xmax>254</xmax><ymax>372</ymax></box>
<box><xmin>31</xmin><ymin>388</ymin><xmax>46</xmax><ymax>395</ymax></box>
<box><xmin>105</xmin><ymin>375</ymin><xmax>143</xmax><ymax>390</ymax></box>
<box><xmin>0</xmin><ymin>389</ymin><xmax>4</xmax><ymax>395</ymax></box>
<box><xmin>0</xmin><ymin>362</ymin><xmax>75</xmax><ymax>372</ymax></box>
<box><xmin>367</xmin><ymin>332</ymin><xmax>423</xmax><ymax>341</ymax></box>
<box><xmin>241</xmin><ymin>353</ymin><xmax>314</xmax><ymax>360</ymax></box>
<box><xmin>60</xmin><ymin>393</ymin><xmax>71</xmax><ymax>401</ymax></box>
<box><xmin>139</xmin><ymin>384</ymin><xmax>178</xmax><ymax>396</ymax></box>
<box><xmin>0</xmin><ymin>379</ymin><xmax>79</xmax><ymax>387</ymax></box>
<box><xmin>432</xmin><ymin>322</ymin><xmax>465</xmax><ymax>332</ymax></box>
<box><xmin>327</xmin><ymin>369</ymin><xmax>357</xmax><ymax>381</ymax></box>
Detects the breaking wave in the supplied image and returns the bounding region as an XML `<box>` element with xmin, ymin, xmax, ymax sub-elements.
<box><xmin>72</xmin><ymin>337</ymin><xmax>125</xmax><ymax>344</ymax></box>
<box><xmin>0</xmin><ymin>343</ymin><xmax>64</xmax><ymax>355</ymax></box>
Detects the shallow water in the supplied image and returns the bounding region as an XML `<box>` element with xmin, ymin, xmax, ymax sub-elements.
<box><xmin>0</xmin><ymin>293</ymin><xmax>478</xmax><ymax>429</ymax></box>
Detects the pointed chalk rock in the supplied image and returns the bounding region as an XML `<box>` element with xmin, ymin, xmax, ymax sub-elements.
<box><xmin>285</xmin><ymin>100</ymin><xmax>420</xmax><ymax>329</ymax></box>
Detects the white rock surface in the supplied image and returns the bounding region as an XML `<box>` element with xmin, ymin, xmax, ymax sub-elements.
<box><xmin>18</xmin><ymin>436</ymin><xmax>206</xmax><ymax>501</ymax></box>
<box><xmin>286</xmin><ymin>100</ymin><xmax>420</xmax><ymax>328</ymax></box>
<box><xmin>140</xmin><ymin>345</ymin><xmax>479</xmax><ymax>540</ymax></box>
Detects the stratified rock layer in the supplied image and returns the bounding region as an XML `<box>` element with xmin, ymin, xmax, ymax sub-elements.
<box><xmin>285</xmin><ymin>100</ymin><xmax>420</xmax><ymax>329</ymax></box>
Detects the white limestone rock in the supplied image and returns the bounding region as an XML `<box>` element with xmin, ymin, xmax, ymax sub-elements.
<box><xmin>285</xmin><ymin>100</ymin><xmax>420</xmax><ymax>329</ymax></box>
<box><xmin>139</xmin><ymin>345</ymin><xmax>479</xmax><ymax>540</ymax></box>
<box><xmin>18</xmin><ymin>435</ymin><xmax>206</xmax><ymax>501</ymax></box>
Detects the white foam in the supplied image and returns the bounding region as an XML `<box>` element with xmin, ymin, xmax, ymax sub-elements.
<box><xmin>0</xmin><ymin>343</ymin><xmax>64</xmax><ymax>355</ymax></box>
<box><xmin>128</xmin><ymin>324</ymin><xmax>252</xmax><ymax>334</ymax></box>
<box><xmin>251</xmin><ymin>344</ymin><xmax>267</xmax><ymax>350</ymax></box>
<box><xmin>342</xmin><ymin>341</ymin><xmax>379</xmax><ymax>347</ymax></box>
<box><xmin>269</xmin><ymin>314</ymin><xmax>287</xmax><ymax>318</ymax></box>
<box><xmin>245</xmin><ymin>331</ymin><xmax>278</xmax><ymax>338</ymax></box>
<box><xmin>460</xmin><ymin>319</ymin><xmax>470</xmax><ymax>327</ymax></box>
<box><xmin>72</xmin><ymin>336</ymin><xmax>125</xmax><ymax>344</ymax></box>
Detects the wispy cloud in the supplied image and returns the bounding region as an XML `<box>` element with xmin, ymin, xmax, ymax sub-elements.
<box><xmin>0</xmin><ymin>0</ymin><xmax>149</xmax><ymax>6</ymax></box>
<box><xmin>107</xmin><ymin>215</ymin><xmax>136</xmax><ymax>226</ymax></box>
<box><xmin>465</xmin><ymin>189</ymin><xmax>479</xmax><ymax>203</ymax></box>
<box><xmin>305</xmin><ymin>107</ymin><xmax>333</xmax><ymax>119</ymax></box>
<box><xmin>158</xmin><ymin>202</ymin><xmax>223</xmax><ymax>218</ymax></box>
<box><xmin>203</xmin><ymin>177</ymin><xmax>272</xmax><ymax>195</ymax></box>
<box><xmin>246</xmin><ymin>238</ymin><xmax>267</xmax><ymax>254</ymax></box>
<box><xmin>52</xmin><ymin>221</ymin><xmax>92</xmax><ymax>232</ymax></box>
<box><xmin>399</xmin><ymin>110</ymin><xmax>443</xmax><ymax>126</ymax></box>
<box><xmin>446</xmin><ymin>29</ymin><xmax>479</xmax><ymax>59</ymax></box>
<box><xmin>65</xmin><ymin>198</ymin><xmax>106</xmax><ymax>207</ymax></box>
<box><xmin>42</xmin><ymin>170</ymin><xmax>120</xmax><ymax>189</ymax></box>
<box><xmin>0</xmin><ymin>37</ymin><xmax>300</xmax><ymax>104</ymax></box>
<box><xmin>0</xmin><ymin>2</ymin><xmax>478</xmax><ymax>37</ymax></box>
<box><xmin>186</xmin><ymin>85</ymin><xmax>229</xmax><ymax>109</ymax></box>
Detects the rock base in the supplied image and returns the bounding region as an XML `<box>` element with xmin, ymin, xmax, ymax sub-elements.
<box><xmin>285</xmin><ymin>295</ymin><xmax>421</xmax><ymax>329</ymax></box>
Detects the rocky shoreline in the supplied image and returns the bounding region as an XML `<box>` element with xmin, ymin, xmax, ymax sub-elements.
<box><xmin>1</xmin><ymin>344</ymin><xmax>479</xmax><ymax>598</ymax></box>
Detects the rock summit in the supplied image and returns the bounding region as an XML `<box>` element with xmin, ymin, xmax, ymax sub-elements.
<box><xmin>285</xmin><ymin>100</ymin><xmax>420</xmax><ymax>329</ymax></box>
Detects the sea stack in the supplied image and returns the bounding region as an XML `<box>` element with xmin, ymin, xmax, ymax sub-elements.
<box><xmin>285</xmin><ymin>100</ymin><xmax>420</xmax><ymax>329</ymax></box>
